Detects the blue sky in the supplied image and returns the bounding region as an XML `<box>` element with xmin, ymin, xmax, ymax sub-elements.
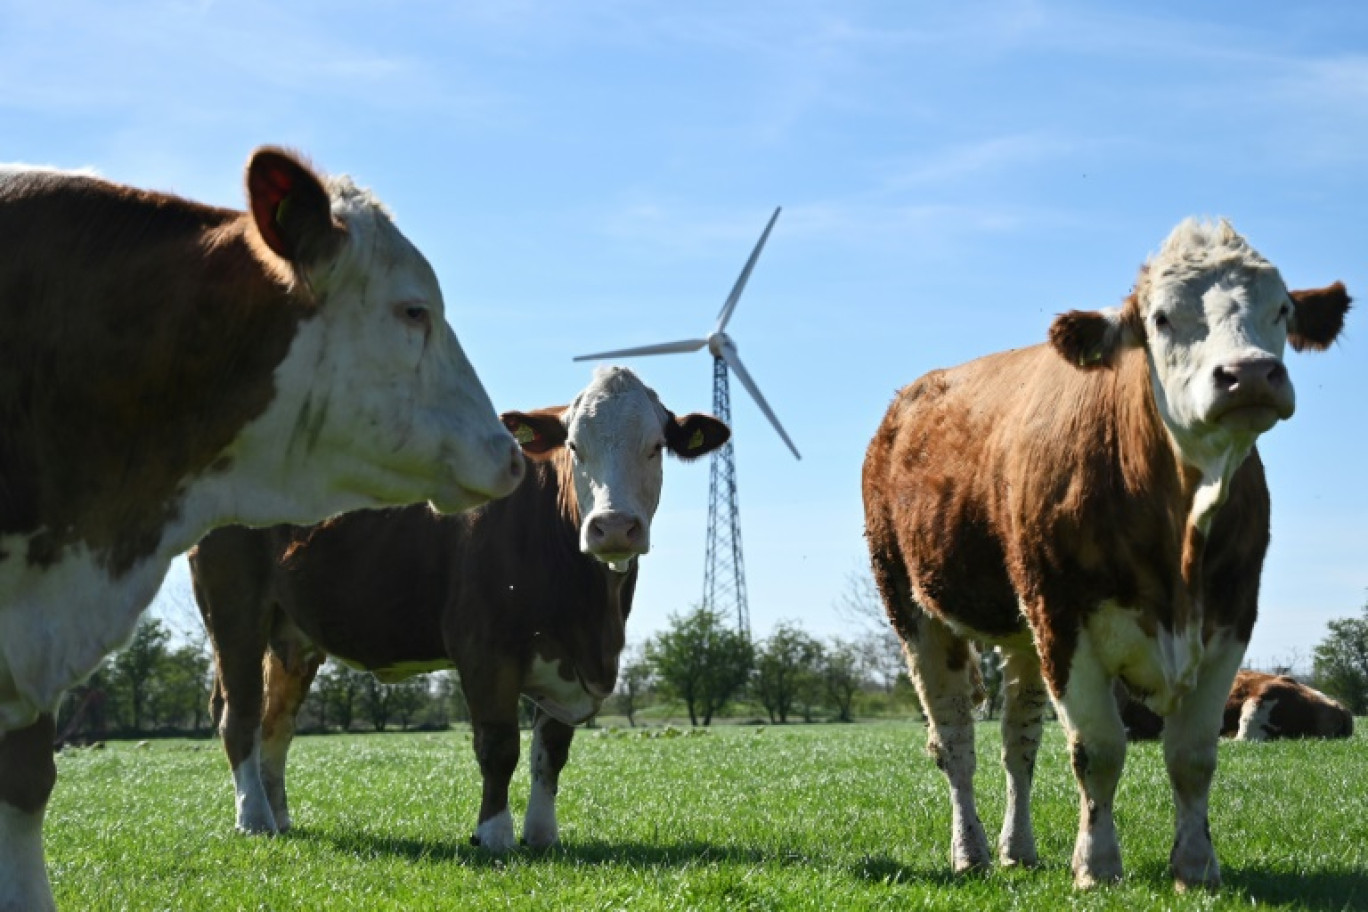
<box><xmin>7</xmin><ymin>0</ymin><xmax>1366</xmax><ymax>671</ymax></box>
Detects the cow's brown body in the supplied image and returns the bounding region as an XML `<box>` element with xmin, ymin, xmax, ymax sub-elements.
<box><xmin>0</xmin><ymin>151</ymin><xmax>522</xmax><ymax>910</ymax></box>
<box><xmin>862</xmin><ymin>219</ymin><xmax>1349</xmax><ymax>890</ymax></box>
<box><xmin>1224</xmin><ymin>670</ymin><xmax>1354</xmax><ymax>739</ymax></box>
<box><xmin>193</xmin><ymin>367</ymin><xmax>728</xmax><ymax>850</ymax></box>
<box><xmin>194</xmin><ymin>458</ymin><xmax>630</xmax><ymax>844</ymax></box>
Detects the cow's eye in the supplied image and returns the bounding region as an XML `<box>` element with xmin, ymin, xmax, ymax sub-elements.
<box><xmin>394</xmin><ymin>302</ymin><xmax>431</xmax><ymax>329</ymax></box>
<box><xmin>566</xmin><ymin>441</ymin><xmax>578</xmax><ymax>457</ymax></box>
<box><xmin>1276</xmin><ymin>303</ymin><xmax>1291</xmax><ymax>323</ymax></box>
<box><xmin>649</xmin><ymin>441</ymin><xmax>664</xmax><ymax>459</ymax></box>
<box><xmin>1153</xmin><ymin>312</ymin><xmax>1171</xmax><ymax>331</ymax></box>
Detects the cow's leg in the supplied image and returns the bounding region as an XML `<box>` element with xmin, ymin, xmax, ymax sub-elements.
<box><xmin>997</xmin><ymin>644</ymin><xmax>1046</xmax><ymax>867</ymax></box>
<box><xmin>523</xmin><ymin>710</ymin><xmax>574</xmax><ymax>849</ymax></box>
<box><xmin>0</xmin><ymin>714</ymin><xmax>57</xmax><ymax>912</ymax></box>
<box><xmin>1052</xmin><ymin>639</ymin><xmax>1128</xmax><ymax>889</ymax></box>
<box><xmin>1162</xmin><ymin>634</ymin><xmax>1244</xmax><ymax>892</ymax></box>
<box><xmin>904</xmin><ymin>614</ymin><xmax>991</xmax><ymax>873</ymax></box>
<box><xmin>259</xmin><ymin>636</ymin><xmax>322</xmax><ymax>833</ymax></box>
<box><xmin>465</xmin><ymin>664</ymin><xmax>523</xmax><ymax>853</ymax></box>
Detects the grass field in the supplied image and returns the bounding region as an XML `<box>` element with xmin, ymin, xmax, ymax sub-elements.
<box><xmin>45</xmin><ymin>720</ymin><xmax>1368</xmax><ymax>910</ymax></box>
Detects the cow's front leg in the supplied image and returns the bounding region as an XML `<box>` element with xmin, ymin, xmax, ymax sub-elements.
<box><xmin>523</xmin><ymin>710</ymin><xmax>574</xmax><ymax>848</ymax></box>
<box><xmin>470</xmin><ymin>719</ymin><xmax>520</xmax><ymax>852</ymax></box>
<box><xmin>0</xmin><ymin>714</ymin><xmax>56</xmax><ymax>912</ymax></box>
<box><xmin>1162</xmin><ymin>632</ymin><xmax>1244</xmax><ymax>892</ymax></box>
<box><xmin>998</xmin><ymin>644</ymin><xmax>1046</xmax><ymax>867</ymax></box>
<box><xmin>904</xmin><ymin>613</ymin><xmax>991</xmax><ymax>873</ymax></box>
<box><xmin>1052</xmin><ymin>638</ymin><xmax>1127</xmax><ymax>889</ymax></box>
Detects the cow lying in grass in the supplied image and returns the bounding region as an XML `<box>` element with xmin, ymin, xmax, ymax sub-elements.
<box><xmin>1118</xmin><ymin>670</ymin><xmax>1354</xmax><ymax>741</ymax></box>
<box><xmin>192</xmin><ymin>366</ymin><xmax>728</xmax><ymax>850</ymax></box>
<box><xmin>863</xmin><ymin>219</ymin><xmax>1349</xmax><ymax>890</ymax></box>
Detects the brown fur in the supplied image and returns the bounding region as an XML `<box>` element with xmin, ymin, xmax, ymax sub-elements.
<box><xmin>1288</xmin><ymin>282</ymin><xmax>1352</xmax><ymax>353</ymax></box>
<box><xmin>0</xmin><ymin>714</ymin><xmax>55</xmax><ymax>815</ymax></box>
<box><xmin>0</xmin><ymin>153</ymin><xmax>336</xmax><ymax>574</ymax></box>
<box><xmin>192</xmin><ymin>426</ymin><xmax>637</xmax><ymax>833</ymax></box>
<box><xmin>862</xmin><ymin>340</ymin><xmax>1262</xmax><ymax>697</ymax></box>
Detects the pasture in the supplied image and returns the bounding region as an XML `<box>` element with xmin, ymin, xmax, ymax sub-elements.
<box><xmin>47</xmin><ymin>721</ymin><xmax>1368</xmax><ymax>910</ymax></box>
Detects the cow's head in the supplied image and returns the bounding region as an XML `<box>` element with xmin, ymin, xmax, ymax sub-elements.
<box><xmin>243</xmin><ymin>148</ymin><xmax>524</xmax><ymax>516</ymax></box>
<box><xmin>1049</xmin><ymin>219</ymin><xmax>1349</xmax><ymax>464</ymax></box>
<box><xmin>500</xmin><ymin>367</ymin><xmax>730</xmax><ymax>571</ymax></box>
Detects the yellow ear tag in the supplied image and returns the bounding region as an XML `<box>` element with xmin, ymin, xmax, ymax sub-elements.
<box><xmin>1079</xmin><ymin>348</ymin><xmax>1103</xmax><ymax>367</ymax></box>
<box><xmin>688</xmin><ymin>428</ymin><xmax>704</xmax><ymax>450</ymax></box>
<box><xmin>514</xmin><ymin>424</ymin><xmax>537</xmax><ymax>445</ymax></box>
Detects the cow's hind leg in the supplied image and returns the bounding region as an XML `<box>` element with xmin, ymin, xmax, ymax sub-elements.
<box><xmin>192</xmin><ymin>531</ymin><xmax>276</xmax><ymax>834</ymax></box>
<box><xmin>523</xmin><ymin>710</ymin><xmax>574</xmax><ymax>849</ymax></box>
<box><xmin>0</xmin><ymin>714</ymin><xmax>57</xmax><ymax>912</ymax></box>
<box><xmin>998</xmin><ymin>644</ymin><xmax>1046</xmax><ymax>867</ymax></box>
<box><xmin>1162</xmin><ymin>633</ymin><xmax>1244</xmax><ymax>892</ymax></box>
<box><xmin>904</xmin><ymin>614</ymin><xmax>991</xmax><ymax>873</ymax></box>
<box><xmin>259</xmin><ymin>628</ymin><xmax>323</xmax><ymax>833</ymax></box>
<box><xmin>1052</xmin><ymin>638</ymin><xmax>1127</xmax><ymax>888</ymax></box>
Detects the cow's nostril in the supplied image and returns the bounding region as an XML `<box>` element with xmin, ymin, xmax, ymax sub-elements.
<box><xmin>1267</xmin><ymin>361</ymin><xmax>1288</xmax><ymax>386</ymax></box>
<box><xmin>1213</xmin><ymin>365</ymin><xmax>1238</xmax><ymax>390</ymax></box>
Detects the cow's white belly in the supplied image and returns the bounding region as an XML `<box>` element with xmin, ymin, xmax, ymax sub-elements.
<box><xmin>1084</xmin><ymin>601</ymin><xmax>1185</xmax><ymax>713</ymax></box>
<box><xmin>523</xmin><ymin>656</ymin><xmax>599</xmax><ymax>725</ymax></box>
<box><xmin>0</xmin><ymin>538</ymin><xmax>171</xmax><ymax>734</ymax></box>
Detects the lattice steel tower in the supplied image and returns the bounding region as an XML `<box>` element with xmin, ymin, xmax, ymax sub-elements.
<box><xmin>703</xmin><ymin>356</ymin><xmax>748</xmax><ymax>634</ymax></box>
<box><xmin>573</xmin><ymin>207</ymin><xmax>799</xmax><ymax>636</ymax></box>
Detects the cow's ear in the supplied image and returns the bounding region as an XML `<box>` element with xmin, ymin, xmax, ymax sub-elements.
<box><xmin>501</xmin><ymin>407</ymin><xmax>567</xmax><ymax>460</ymax></box>
<box><xmin>1288</xmin><ymin>282</ymin><xmax>1351</xmax><ymax>352</ymax></box>
<box><xmin>1048</xmin><ymin>306</ymin><xmax>1136</xmax><ymax>371</ymax></box>
<box><xmin>664</xmin><ymin>412</ymin><xmax>730</xmax><ymax>460</ymax></box>
<box><xmin>246</xmin><ymin>147</ymin><xmax>343</xmax><ymax>265</ymax></box>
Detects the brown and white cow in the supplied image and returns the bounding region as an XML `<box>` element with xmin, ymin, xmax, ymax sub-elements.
<box><xmin>0</xmin><ymin>150</ymin><xmax>525</xmax><ymax>910</ymax></box>
<box><xmin>1225</xmin><ymin>670</ymin><xmax>1354</xmax><ymax>740</ymax></box>
<box><xmin>1120</xmin><ymin>670</ymin><xmax>1354</xmax><ymax>742</ymax></box>
<box><xmin>191</xmin><ymin>366</ymin><xmax>728</xmax><ymax>851</ymax></box>
<box><xmin>862</xmin><ymin>219</ymin><xmax>1349</xmax><ymax>890</ymax></box>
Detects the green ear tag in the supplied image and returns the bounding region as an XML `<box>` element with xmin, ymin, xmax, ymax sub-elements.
<box><xmin>1079</xmin><ymin>348</ymin><xmax>1103</xmax><ymax>367</ymax></box>
<box><xmin>275</xmin><ymin>195</ymin><xmax>293</xmax><ymax>226</ymax></box>
<box><xmin>688</xmin><ymin>428</ymin><xmax>704</xmax><ymax>450</ymax></box>
<box><xmin>514</xmin><ymin>424</ymin><xmax>537</xmax><ymax>445</ymax></box>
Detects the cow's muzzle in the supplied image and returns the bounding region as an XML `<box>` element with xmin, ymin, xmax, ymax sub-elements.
<box><xmin>1209</xmin><ymin>356</ymin><xmax>1294</xmax><ymax>432</ymax></box>
<box><xmin>582</xmin><ymin>510</ymin><xmax>648</xmax><ymax>564</ymax></box>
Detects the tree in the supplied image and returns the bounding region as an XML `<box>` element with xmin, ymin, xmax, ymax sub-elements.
<box><xmin>108</xmin><ymin>617</ymin><xmax>171</xmax><ymax>733</ymax></box>
<box><xmin>150</xmin><ymin>643</ymin><xmax>213</xmax><ymax>732</ymax></box>
<box><xmin>835</xmin><ymin>564</ymin><xmax>907</xmax><ymax>693</ymax></box>
<box><xmin>1313</xmin><ymin>604</ymin><xmax>1368</xmax><ymax>714</ymax></box>
<box><xmin>647</xmin><ymin>607</ymin><xmax>754</xmax><ymax>726</ymax></box>
<box><xmin>752</xmin><ymin>622</ymin><xmax>823</xmax><ymax>723</ymax></box>
<box><xmin>612</xmin><ymin>642</ymin><xmax>654</xmax><ymax>727</ymax></box>
<box><xmin>314</xmin><ymin>660</ymin><xmax>366</xmax><ymax>731</ymax></box>
<box><xmin>822</xmin><ymin>637</ymin><xmax>865</xmax><ymax>723</ymax></box>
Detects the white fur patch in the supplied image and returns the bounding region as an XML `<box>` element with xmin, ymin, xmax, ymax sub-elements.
<box><xmin>523</xmin><ymin>723</ymin><xmax>560</xmax><ymax>849</ymax></box>
<box><xmin>1235</xmin><ymin>697</ymin><xmax>1277</xmax><ymax>741</ymax></box>
<box><xmin>0</xmin><ymin>803</ymin><xmax>52</xmax><ymax>912</ymax></box>
<box><xmin>524</xmin><ymin>657</ymin><xmax>599</xmax><ymax>725</ymax></box>
<box><xmin>232</xmin><ymin>739</ymin><xmax>278</xmax><ymax>835</ymax></box>
<box><xmin>475</xmin><ymin>808</ymin><xmax>516</xmax><ymax>853</ymax></box>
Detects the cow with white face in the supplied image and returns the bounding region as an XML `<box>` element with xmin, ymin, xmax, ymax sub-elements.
<box><xmin>191</xmin><ymin>366</ymin><xmax>729</xmax><ymax>852</ymax></box>
<box><xmin>1</xmin><ymin>148</ymin><xmax>524</xmax><ymax>911</ymax></box>
<box><xmin>864</xmin><ymin>219</ymin><xmax>1349</xmax><ymax>890</ymax></box>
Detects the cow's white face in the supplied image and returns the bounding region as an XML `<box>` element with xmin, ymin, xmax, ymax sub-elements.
<box><xmin>240</xmin><ymin>151</ymin><xmax>524</xmax><ymax>520</ymax></box>
<box><xmin>1139</xmin><ymin>261</ymin><xmax>1294</xmax><ymax>458</ymax></box>
<box><xmin>1049</xmin><ymin>219</ymin><xmax>1349</xmax><ymax>476</ymax></box>
<box><xmin>502</xmin><ymin>367</ymin><xmax>730</xmax><ymax>572</ymax></box>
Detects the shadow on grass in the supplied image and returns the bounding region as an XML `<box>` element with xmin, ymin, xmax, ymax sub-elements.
<box><xmin>1223</xmin><ymin>867</ymin><xmax>1368</xmax><ymax>911</ymax></box>
<box><xmin>293</xmin><ymin>826</ymin><xmax>929</xmax><ymax>882</ymax></box>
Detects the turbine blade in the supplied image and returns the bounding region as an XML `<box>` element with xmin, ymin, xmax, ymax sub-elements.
<box><xmin>573</xmin><ymin>338</ymin><xmax>708</xmax><ymax>361</ymax></box>
<box><xmin>714</xmin><ymin>206</ymin><xmax>781</xmax><ymax>335</ymax></box>
<box><xmin>719</xmin><ymin>349</ymin><xmax>801</xmax><ymax>461</ymax></box>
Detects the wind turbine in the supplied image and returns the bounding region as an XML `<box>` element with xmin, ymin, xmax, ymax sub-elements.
<box><xmin>574</xmin><ymin>207</ymin><xmax>798</xmax><ymax>635</ymax></box>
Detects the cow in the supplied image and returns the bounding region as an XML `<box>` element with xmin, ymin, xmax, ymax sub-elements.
<box><xmin>0</xmin><ymin>149</ymin><xmax>526</xmax><ymax>911</ymax></box>
<box><xmin>1225</xmin><ymin>670</ymin><xmax>1354</xmax><ymax>740</ymax></box>
<box><xmin>861</xmin><ymin>219</ymin><xmax>1349</xmax><ymax>891</ymax></box>
<box><xmin>1119</xmin><ymin>669</ymin><xmax>1353</xmax><ymax>742</ymax></box>
<box><xmin>190</xmin><ymin>366</ymin><xmax>729</xmax><ymax>851</ymax></box>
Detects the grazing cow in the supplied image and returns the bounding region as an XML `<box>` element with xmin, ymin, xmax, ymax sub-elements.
<box><xmin>191</xmin><ymin>366</ymin><xmax>728</xmax><ymax>851</ymax></box>
<box><xmin>862</xmin><ymin>219</ymin><xmax>1349</xmax><ymax>890</ymax></box>
<box><xmin>0</xmin><ymin>149</ymin><xmax>525</xmax><ymax>911</ymax></box>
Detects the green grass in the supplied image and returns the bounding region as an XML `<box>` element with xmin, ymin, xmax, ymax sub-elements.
<box><xmin>45</xmin><ymin>721</ymin><xmax>1368</xmax><ymax>910</ymax></box>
